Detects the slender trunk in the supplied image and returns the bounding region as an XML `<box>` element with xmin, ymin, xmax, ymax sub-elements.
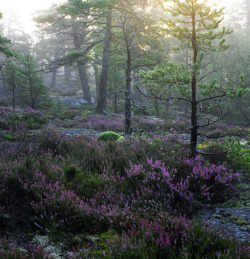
<box><xmin>64</xmin><ymin>66</ymin><xmax>72</xmax><ymax>88</ymax></box>
<box><xmin>0</xmin><ymin>67</ymin><xmax>7</xmax><ymax>93</ymax></box>
<box><xmin>93</xmin><ymin>63</ymin><xmax>100</xmax><ymax>94</ymax></box>
<box><xmin>155</xmin><ymin>102</ymin><xmax>159</xmax><ymax>117</ymax></box>
<box><xmin>125</xmin><ymin>50</ymin><xmax>132</xmax><ymax>135</ymax></box>
<box><xmin>96</xmin><ymin>10</ymin><xmax>112</xmax><ymax>113</ymax></box>
<box><xmin>72</xmin><ymin>23</ymin><xmax>91</xmax><ymax>102</ymax></box>
<box><xmin>50</xmin><ymin>51</ymin><xmax>59</xmax><ymax>89</ymax></box>
<box><xmin>165</xmin><ymin>89</ymin><xmax>171</xmax><ymax>117</ymax></box>
<box><xmin>11</xmin><ymin>70</ymin><xmax>16</xmax><ymax>109</ymax></box>
<box><xmin>114</xmin><ymin>91</ymin><xmax>117</xmax><ymax>113</ymax></box>
<box><xmin>190</xmin><ymin>5</ymin><xmax>198</xmax><ymax>158</ymax></box>
<box><xmin>78</xmin><ymin>62</ymin><xmax>91</xmax><ymax>102</ymax></box>
<box><xmin>114</xmin><ymin>83</ymin><xmax>117</xmax><ymax>113</ymax></box>
<box><xmin>29</xmin><ymin>74</ymin><xmax>35</xmax><ymax>109</ymax></box>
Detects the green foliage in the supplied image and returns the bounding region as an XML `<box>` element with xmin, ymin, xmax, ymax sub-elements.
<box><xmin>201</xmin><ymin>136</ymin><xmax>250</xmax><ymax>170</ymax></box>
<box><xmin>0</xmin><ymin>13</ymin><xmax>14</xmax><ymax>57</ymax></box>
<box><xmin>3</xmin><ymin>133</ymin><xmax>16</xmax><ymax>141</ymax></box>
<box><xmin>49</xmin><ymin>100</ymin><xmax>67</xmax><ymax>118</ymax></box>
<box><xmin>222</xmin><ymin>136</ymin><xmax>250</xmax><ymax>170</ymax></box>
<box><xmin>3</xmin><ymin>54</ymin><xmax>51</xmax><ymax>109</ymax></box>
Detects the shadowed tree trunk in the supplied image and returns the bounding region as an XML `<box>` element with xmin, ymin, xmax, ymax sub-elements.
<box><xmin>77</xmin><ymin>62</ymin><xmax>91</xmax><ymax>102</ymax></box>
<box><xmin>96</xmin><ymin>10</ymin><xmax>112</xmax><ymax>112</ymax></box>
<box><xmin>50</xmin><ymin>50</ymin><xmax>59</xmax><ymax>89</ymax></box>
<box><xmin>124</xmin><ymin>46</ymin><xmax>132</xmax><ymax>135</ymax></box>
<box><xmin>190</xmin><ymin>5</ymin><xmax>198</xmax><ymax>158</ymax></box>
<box><xmin>64</xmin><ymin>66</ymin><xmax>72</xmax><ymax>88</ymax></box>
<box><xmin>93</xmin><ymin>63</ymin><xmax>100</xmax><ymax>93</ymax></box>
<box><xmin>11</xmin><ymin>69</ymin><xmax>17</xmax><ymax>109</ymax></box>
<box><xmin>72</xmin><ymin>23</ymin><xmax>91</xmax><ymax>102</ymax></box>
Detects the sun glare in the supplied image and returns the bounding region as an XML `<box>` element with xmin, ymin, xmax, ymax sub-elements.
<box><xmin>0</xmin><ymin>0</ymin><xmax>241</xmax><ymax>34</ymax></box>
<box><xmin>0</xmin><ymin>0</ymin><xmax>66</xmax><ymax>33</ymax></box>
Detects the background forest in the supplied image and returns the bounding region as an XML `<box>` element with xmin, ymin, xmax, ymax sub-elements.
<box><xmin>0</xmin><ymin>0</ymin><xmax>249</xmax><ymax>258</ymax></box>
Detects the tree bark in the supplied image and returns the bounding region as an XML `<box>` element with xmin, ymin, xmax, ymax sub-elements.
<box><xmin>190</xmin><ymin>4</ymin><xmax>198</xmax><ymax>158</ymax></box>
<box><xmin>165</xmin><ymin>89</ymin><xmax>171</xmax><ymax>117</ymax></box>
<box><xmin>96</xmin><ymin>9</ymin><xmax>112</xmax><ymax>113</ymax></box>
<box><xmin>93</xmin><ymin>63</ymin><xmax>100</xmax><ymax>93</ymax></box>
<box><xmin>64</xmin><ymin>66</ymin><xmax>72</xmax><ymax>88</ymax></box>
<box><xmin>11</xmin><ymin>70</ymin><xmax>17</xmax><ymax>109</ymax></box>
<box><xmin>77</xmin><ymin>62</ymin><xmax>91</xmax><ymax>102</ymax></box>
<box><xmin>125</xmin><ymin>49</ymin><xmax>132</xmax><ymax>135</ymax></box>
<box><xmin>50</xmin><ymin>51</ymin><xmax>59</xmax><ymax>89</ymax></box>
<box><xmin>72</xmin><ymin>23</ymin><xmax>91</xmax><ymax>102</ymax></box>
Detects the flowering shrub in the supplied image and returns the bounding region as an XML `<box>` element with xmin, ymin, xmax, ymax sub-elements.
<box><xmin>31</xmin><ymin>182</ymin><xmax>96</xmax><ymax>234</ymax></box>
<box><xmin>0</xmin><ymin>128</ymin><xmax>247</xmax><ymax>257</ymax></box>
<box><xmin>132</xmin><ymin>115</ymin><xmax>165</xmax><ymax>132</ymax></box>
<box><xmin>123</xmin><ymin>156</ymin><xmax>240</xmax><ymax>213</ymax></box>
<box><xmin>75</xmin><ymin>115</ymin><xmax>123</xmax><ymax>131</ymax></box>
<box><xmin>0</xmin><ymin>238</ymin><xmax>53</xmax><ymax>259</ymax></box>
<box><xmin>0</xmin><ymin>107</ymin><xmax>47</xmax><ymax>130</ymax></box>
<box><xmin>100</xmin><ymin>216</ymin><xmax>250</xmax><ymax>259</ymax></box>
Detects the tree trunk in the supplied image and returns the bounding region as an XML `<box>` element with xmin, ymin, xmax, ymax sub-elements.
<box><xmin>96</xmin><ymin>10</ymin><xmax>112</xmax><ymax>113</ymax></box>
<box><xmin>11</xmin><ymin>70</ymin><xmax>17</xmax><ymax>109</ymax></box>
<box><xmin>0</xmin><ymin>66</ymin><xmax>7</xmax><ymax>93</ymax></box>
<box><xmin>72</xmin><ymin>23</ymin><xmax>91</xmax><ymax>102</ymax></box>
<box><xmin>190</xmin><ymin>5</ymin><xmax>198</xmax><ymax>158</ymax></box>
<box><xmin>77</xmin><ymin>62</ymin><xmax>91</xmax><ymax>102</ymax></box>
<box><xmin>93</xmin><ymin>62</ymin><xmax>100</xmax><ymax>94</ymax></box>
<box><xmin>125</xmin><ymin>50</ymin><xmax>132</xmax><ymax>135</ymax></box>
<box><xmin>64</xmin><ymin>66</ymin><xmax>72</xmax><ymax>88</ymax></box>
<box><xmin>29</xmin><ymin>74</ymin><xmax>35</xmax><ymax>109</ymax></box>
<box><xmin>165</xmin><ymin>89</ymin><xmax>171</xmax><ymax>117</ymax></box>
<box><xmin>50</xmin><ymin>51</ymin><xmax>59</xmax><ymax>89</ymax></box>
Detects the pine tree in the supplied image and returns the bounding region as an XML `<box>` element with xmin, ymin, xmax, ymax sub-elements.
<box><xmin>160</xmin><ymin>0</ymin><xmax>234</xmax><ymax>157</ymax></box>
<box><xmin>4</xmin><ymin>54</ymin><xmax>50</xmax><ymax>109</ymax></box>
<box><xmin>19</xmin><ymin>54</ymin><xmax>50</xmax><ymax>109</ymax></box>
<box><xmin>0</xmin><ymin>13</ymin><xmax>13</xmax><ymax>57</ymax></box>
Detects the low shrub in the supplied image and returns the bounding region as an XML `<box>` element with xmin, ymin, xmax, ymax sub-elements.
<box><xmin>0</xmin><ymin>238</ymin><xmax>53</xmax><ymax>259</ymax></box>
<box><xmin>0</xmin><ymin>107</ymin><xmax>47</xmax><ymax>131</ymax></box>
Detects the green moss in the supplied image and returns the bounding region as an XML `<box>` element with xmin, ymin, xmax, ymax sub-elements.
<box><xmin>3</xmin><ymin>133</ymin><xmax>16</xmax><ymax>141</ymax></box>
<box><xmin>246</xmin><ymin>225</ymin><xmax>250</xmax><ymax>232</ymax></box>
<box><xmin>98</xmin><ymin>131</ymin><xmax>123</xmax><ymax>142</ymax></box>
<box><xmin>229</xmin><ymin>215</ymin><xmax>238</xmax><ymax>222</ymax></box>
<box><xmin>220</xmin><ymin>200</ymin><xmax>239</xmax><ymax>207</ymax></box>
<box><xmin>235</xmin><ymin>218</ymin><xmax>248</xmax><ymax>225</ymax></box>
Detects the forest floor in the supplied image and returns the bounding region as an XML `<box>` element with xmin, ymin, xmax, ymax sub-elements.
<box><xmin>0</xmin><ymin>107</ymin><xmax>249</xmax><ymax>258</ymax></box>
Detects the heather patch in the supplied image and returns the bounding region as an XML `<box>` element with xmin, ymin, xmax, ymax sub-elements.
<box><xmin>0</xmin><ymin>129</ymin><xmax>248</xmax><ymax>258</ymax></box>
<box><xmin>0</xmin><ymin>107</ymin><xmax>47</xmax><ymax>131</ymax></box>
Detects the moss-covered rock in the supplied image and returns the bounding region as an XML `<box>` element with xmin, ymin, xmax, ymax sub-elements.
<box><xmin>98</xmin><ymin>131</ymin><xmax>124</xmax><ymax>142</ymax></box>
<box><xmin>235</xmin><ymin>218</ymin><xmax>248</xmax><ymax>225</ymax></box>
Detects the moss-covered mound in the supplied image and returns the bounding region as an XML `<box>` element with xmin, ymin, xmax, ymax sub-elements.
<box><xmin>97</xmin><ymin>131</ymin><xmax>124</xmax><ymax>142</ymax></box>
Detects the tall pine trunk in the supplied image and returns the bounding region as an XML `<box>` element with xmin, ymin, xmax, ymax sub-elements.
<box><xmin>64</xmin><ymin>66</ymin><xmax>72</xmax><ymax>88</ymax></box>
<box><xmin>50</xmin><ymin>51</ymin><xmax>58</xmax><ymax>89</ymax></box>
<box><xmin>73</xmin><ymin>23</ymin><xmax>91</xmax><ymax>102</ymax></box>
<box><xmin>190</xmin><ymin>5</ymin><xmax>198</xmax><ymax>158</ymax></box>
<box><xmin>96</xmin><ymin>10</ymin><xmax>112</xmax><ymax>113</ymax></box>
<box><xmin>77</xmin><ymin>62</ymin><xmax>91</xmax><ymax>102</ymax></box>
<box><xmin>124</xmin><ymin>49</ymin><xmax>132</xmax><ymax>135</ymax></box>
